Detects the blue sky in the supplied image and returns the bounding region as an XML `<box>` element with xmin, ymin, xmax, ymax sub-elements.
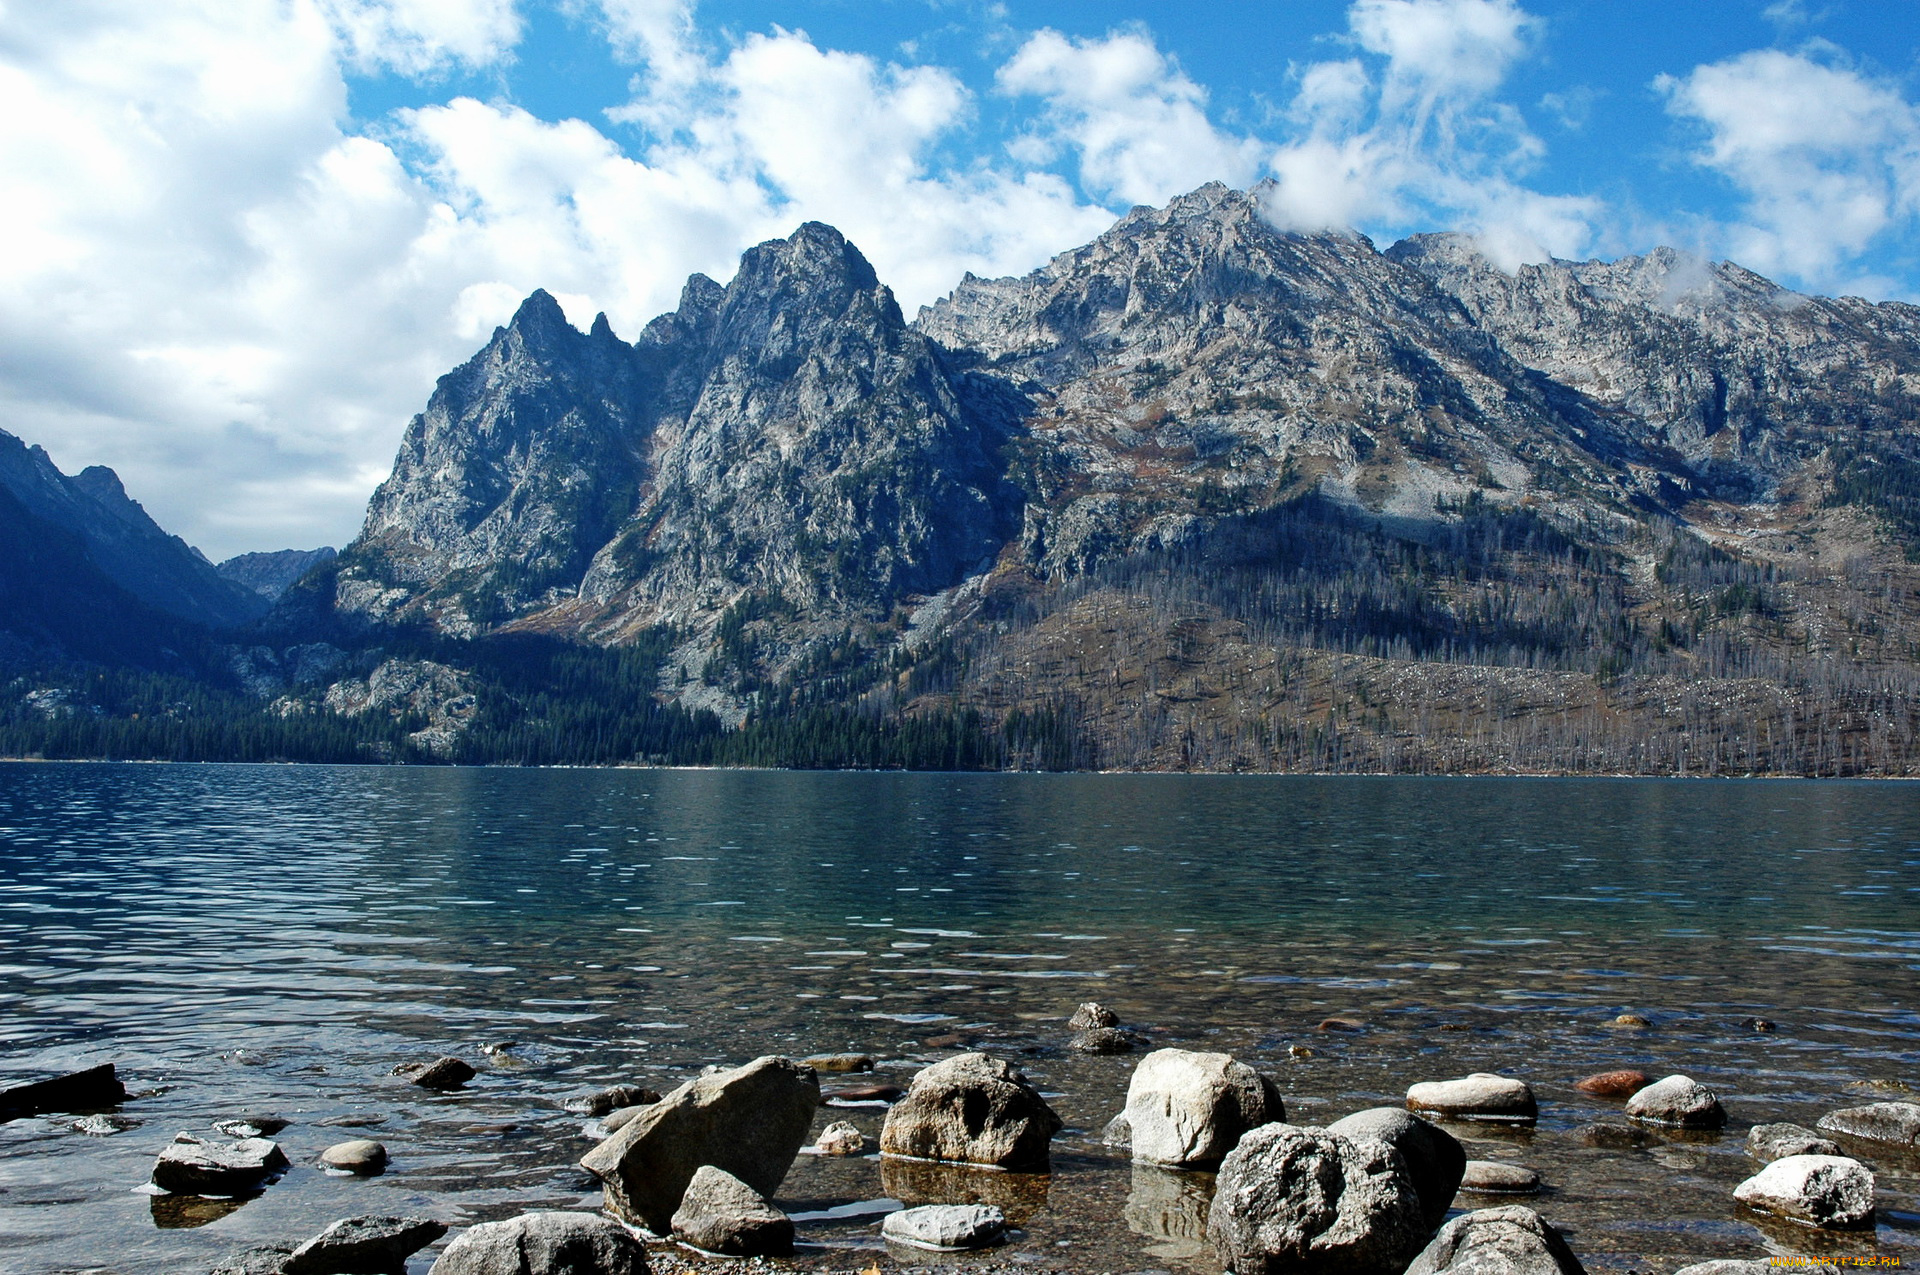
<box><xmin>5</xmin><ymin>1</ymin><xmax>1920</xmax><ymax>557</ymax></box>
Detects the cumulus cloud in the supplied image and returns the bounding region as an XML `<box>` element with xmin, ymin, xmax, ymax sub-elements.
<box><xmin>1657</xmin><ymin>49</ymin><xmax>1920</xmax><ymax>289</ymax></box>
<box><xmin>0</xmin><ymin>0</ymin><xmax>1690</xmax><ymax>559</ymax></box>
<box><xmin>995</xmin><ymin>29</ymin><xmax>1266</xmax><ymax>206</ymax></box>
<box><xmin>1264</xmin><ymin>0</ymin><xmax>1599</xmax><ymax>267</ymax></box>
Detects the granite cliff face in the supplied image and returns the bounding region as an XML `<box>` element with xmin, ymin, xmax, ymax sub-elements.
<box><xmin>272</xmin><ymin>184</ymin><xmax>1920</xmax><ymax>771</ymax></box>
<box><xmin>325</xmin><ymin>224</ymin><xmax>1015</xmax><ymax>644</ymax></box>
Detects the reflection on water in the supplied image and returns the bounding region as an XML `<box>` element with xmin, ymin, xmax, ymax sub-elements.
<box><xmin>0</xmin><ymin>764</ymin><xmax>1915</xmax><ymax>1272</ymax></box>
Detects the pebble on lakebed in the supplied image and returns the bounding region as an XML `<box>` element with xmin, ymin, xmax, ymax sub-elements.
<box><xmin>319</xmin><ymin>1138</ymin><xmax>388</xmax><ymax>1173</ymax></box>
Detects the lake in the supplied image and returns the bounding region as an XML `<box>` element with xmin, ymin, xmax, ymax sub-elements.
<box><xmin>0</xmin><ymin>763</ymin><xmax>1915</xmax><ymax>1271</ymax></box>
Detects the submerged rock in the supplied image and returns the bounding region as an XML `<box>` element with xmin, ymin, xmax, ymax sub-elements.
<box><xmin>1672</xmin><ymin>1262</ymin><xmax>1773</xmax><ymax>1275</ymax></box>
<box><xmin>284</xmin><ymin>1215</ymin><xmax>448</xmax><ymax>1274</ymax></box>
<box><xmin>670</xmin><ymin>1165</ymin><xmax>794</xmax><ymax>1256</ymax></box>
<box><xmin>428</xmin><ymin>1212</ymin><xmax>648</xmax><ymax>1275</ymax></box>
<box><xmin>882</xmin><ymin>1204</ymin><xmax>1007</xmax><ymax>1251</ymax></box>
<box><xmin>879</xmin><ymin>1052</ymin><xmax>1061</xmax><ymax>1171</ymax></box>
<box><xmin>1072</xmin><ymin>1026</ymin><xmax>1137</xmax><ymax>1054</ymax></box>
<box><xmin>579</xmin><ymin>1054</ymin><xmax>818</xmax><ymax>1232</ymax></box>
<box><xmin>1816</xmin><ymin>1100</ymin><xmax>1920</xmax><ymax>1149</ymax></box>
<box><xmin>214</xmin><ymin>1115</ymin><xmax>290</xmax><ymax>1138</ymax></box>
<box><xmin>1733</xmin><ymin>1154</ymin><xmax>1875</xmax><ymax>1230</ymax></box>
<box><xmin>1208</xmin><ymin>1123</ymin><xmax>1426</xmax><ymax>1275</ymax></box>
<box><xmin>1404</xmin><ymin>1205</ymin><xmax>1586</xmax><ymax>1275</ymax></box>
<box><xmin>1745</xmin><ymin>1123</ymin><xmax>1841</xmax><ymax>1162</ymax></box>
<box><xmin>71</xmin><ymin>1113</ymin><xmax>138</xmax><ymax>1136</ymax></box>
<box><xmin>1123</xmin><ymin>1047</ymin><xmax>1284</xmax><ymax>1169</ymax></box>
<box><xmin>1325</xmin><ymin>1107</ymin><xmax>1465</xmax><ymax>1231</ymax></box>
<box><xmin>152</xmin><ymin>1134</ymin><xmax>288</xmax><ymax>1195</ymax></box>
<box><xmin>1624</xmin><ymin>1075</ymin><xmax>1725</xmax><ymax>1128</ymax></box>
<box><xmin>1406</xmin><ymin>1073</ymin><xmax>1537</xmax><ymax>1122</ymax></box>
<box><xmin>802</xmin><ymin>1053</ymin><xmax>875</xmax><ymax>1073</ymax></box>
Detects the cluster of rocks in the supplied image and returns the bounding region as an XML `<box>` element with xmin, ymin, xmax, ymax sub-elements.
<box><xmin>41</xmin><ymin>1025</ymin><xmax>1904</xmax><ymax>1275</ymax></box>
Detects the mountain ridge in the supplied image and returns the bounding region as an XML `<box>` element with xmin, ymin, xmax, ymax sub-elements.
<box><xmin>8</xmin><ymin>183</ymin><xmax>1920</xmax><ymax>773</ymax></box>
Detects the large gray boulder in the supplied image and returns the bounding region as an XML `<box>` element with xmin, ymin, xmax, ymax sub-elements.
<box><xmin>1207</xmin><ymin>1123</ymin><xmax>1427</xmax><ymax>1275</ymax></box>
<box><xmin>1405</xmin><ymin>1074</ymin><xmax>1536</xmax><ymax>1122</ymax></box>
<box><xmin>152</xmin><ymin>1134</ymin><xmax>288</xmax><ymax>1194</ymax></box>
<box><xmin>1745</xmin><ymin>1123</ymin><xmax>1841</xmax><ymax>1162</ymax></box>
<box><xmin>1733</xmin><ymin>1154</ymin><xmax>1876</xmax><ymax>1230</ymax></box>
<box><xmin>1123</xmin><ymin>1048</ymin><xmax>1284</xmax><ymax>1169</ymax></box>
<box><xmin>1624</xmin><ymin>1075</ymin><xmax>1725</xmax><ymax>1128</ymax></box>
<box><xmin>1326</xmin><ymin>1107</ymin><xmax>1465</xmax><ymax>1231</ymax></box>
<box><xmin>669</xmin><ymin>1165</ymin><xmax>794</xmax><ymax>1256</ymax></box>
<box><xmin>878</xmin><ymin>1052</ymin><xmax>1061</xmax><ymax>1171</ymax></box>
<box><xmin>578</xmin><ymin>1055</ymin><xmax>817</xmax><ymax>1231</ymax></box>
<box><xmin>1404</xmin><ymin>1205</ymin><xmax>1585</xmax><ymax>1275</ymax></box>
<box><xmin>881</xmin><ymin>1204</ymin><xmax>1007</xmax><ymax>1250</ymax></box>
<box><xmin>284</xmin><ymin>1216</ymin><xmax>447</xmax><ymax>1274</ymax></box>
<box><xmin>1816</xmin><ymin>1100</ymin><xmax>1920</xmax><ymax>1148</ymax></box>
<box><xmin>428</xmin><ymin>1212</ymin><xmax>648</xmax><ymax>1275</ymax></box>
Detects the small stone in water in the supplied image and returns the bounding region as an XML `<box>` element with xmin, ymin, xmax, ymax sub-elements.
<box><xmin>824</xmin><ymin>1083</ymin><xmax>905</xmax><ymax>1104</ymax></box>
<box><xmin>215</xmin><ymin>1115</ymin><xmax>289</xmax><ymax>1138</ymax></box>
<box><xmin>602</xmin><ymin>1104</ymin><xmax>648</xmax><ymax>1132</ymax></box>
<box><xmin>71</xmin><ymin>1113</ymin><xmax>138</xmax><ymax>1135</ymax></box>
<box><xmin>1747</xmin><ymin>1123</ymin><xmax>1842</xmax><ymax>1162</ymax></box>
<box><xmin>815</xmin><ymin>1120</ymin><xmax>865</xmax><ymax>1156</ymax></box>
<box><xmin>283</xmin><ymin>1215</ymin><xmax>446</xmax><ymax>1274</ymax></box>
<box><xmin>1288</xmin><ymin>1045</ymin><xmax>1315</xmax><ymax>1059</ymax></box>
<box><xmin>478</xmin><ymin>1041</ymin><xmax>519</xmax><ymax>1056</ymax></box>
<box><xmin>152</xmin><ymin>1134</ymin><xmax>289</xmax><ymax>1195</ymax></box>
<box><xmin>1625</xmin><ymin>1075</ymin><xmax>1725</xmax><ymax>1128</ymax></box>
<box><xmin>1072</xmin><ymin>1027</ymin><xmax>1136</xmax><ymax>1054</ymax></box>
<box><xmin>316</xmin><ymin>1113</ymin><xmax>386</xmax><ymax>1128</ymax></box>
<box><xmin>1741</xmin><ymin>1016</ymin><xmax>1777</xmax><ymax>1032</ymax></box>
<box><xmin>921</xmin><ymin>1033</ymin><xmax>966</xmax><ymax>1048</ymax></box>
<box><xmin>803</xmin><ymin>1053</ymin><xmax>875</xmax><ymax>1072</ymax></box>
<box><xmin>1612</xmin><ymin>1013</ymin><xmax>1652</xmax><ymax>1028</ymax></box>
<box><xmin>319</xmin><ymin>1139</ymin><xmax>388</xmax><ymax>1173</ymax></box>
<box><xmin>393</xmin><ymin>1057</ymin><xmax>474</xmax><ymax>1090</ymax></box>
<box><xmin>1458</xmin><ymin>1160</ymin><xmax>1541</xmax><ymax>1194</ymax></box>
<box><xmin>882</xmin><ymin>1203</ymin><xmax>1007</xmax><ymax>1251</ymax></box>
<box><xmin>1574</xmin><ymin>1069</ymin><xmax>1651</xmax><ymax>1098</ymax></box>
<box><xmin>563</xmin><ymin>1084</ymin><xmax>659</xmax><ymax>1116</ymax></box>
<box><xmin>1068</xmin><ymin>1002</ymin><xmax>1119</xmax><ymax>1030</ymax></box>
<box><xmin>1406</xmin><ymin>1073</ymin><xmax>1537</xmax><ymax>1122</ymax></box>
<box><xmin>209</xmin><ymin>1244</ymin><xmax>294</xmax><ymax>1275</ymax></box>
<box><xmin>1317</xmin><ymin>1017</ymin><xmax>1365</xmax><ymax>1033</ymax></box>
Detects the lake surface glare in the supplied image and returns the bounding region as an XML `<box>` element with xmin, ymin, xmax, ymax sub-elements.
<box><xmin>0</xmin><ymin>764</ymin><xmax>1916</xmax><ymax>1272</ymax></box>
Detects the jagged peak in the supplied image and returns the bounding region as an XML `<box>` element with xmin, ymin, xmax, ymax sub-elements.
<box><xmin>733</xmin><ymin>221</ymin><xmax>881</xmax><ymax>296</ymax></box>
<box><xmin>509</xmin><ymin>288</ymin><xmax>570</xmax><ymax>332</ymax></box>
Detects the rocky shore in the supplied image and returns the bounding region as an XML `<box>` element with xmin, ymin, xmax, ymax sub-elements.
<box><xmin>12</xmin><ymin>1001</ymin><xmax>1917</xmax><ymax>1275</ymax></box>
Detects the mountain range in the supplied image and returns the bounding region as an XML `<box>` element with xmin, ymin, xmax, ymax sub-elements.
<box><xmin>7</xmin><ymin>183</ymin><xmax>1920</xmax><ymax>773</ymax></box>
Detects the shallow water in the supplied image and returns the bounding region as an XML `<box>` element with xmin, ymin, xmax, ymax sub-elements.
<box><xmin>0</xmin><ymin>764</ymin><xmax>1915</xmax><ymax>1272</ymax></box>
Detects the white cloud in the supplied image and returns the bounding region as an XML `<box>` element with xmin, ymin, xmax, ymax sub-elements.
<box><xmin>1657</xmin><ymin>49</ymin><xmax>1920</xmax><ymax>288</ymax></box>
<box><xmin>320</xmin><ymin>0</ymin><xmax>522</xmax><ymax>75</ymax></box>
<box><xmin>996</xmin><ymin>29</ymin><xmax>1266</xmax><ymax>207</ymax></box>
<box><xmin>1263</xmin><ymin>0</ymin><xmax>1599</xmax><ymax>267</ymax></box>
<box><xmin>0</xmin><ymin>0</ymin><xmax>1639</xmax><ymax>560</ymax></box>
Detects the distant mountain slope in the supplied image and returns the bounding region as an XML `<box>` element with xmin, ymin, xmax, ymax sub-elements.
<box><xmin>0</xmin><ymin>480</ymin><xmax>205</xmax><ymax>669</ymax></box>
<box><xmin>216</xmin><ymin>547</ymin><xmax>337</xmax><ymax>601</ymax></box>
<box><xmin>0</xmin><ymin>430</ymin><xmax>268</xmax><ymax>630</ymax></box>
